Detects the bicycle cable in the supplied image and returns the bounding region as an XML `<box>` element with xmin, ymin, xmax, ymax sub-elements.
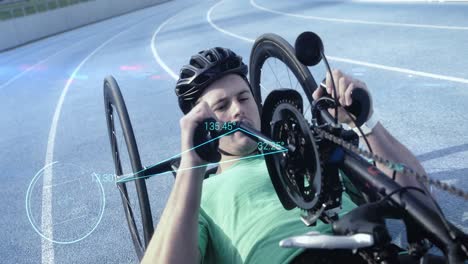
<box><xmin>313</xmin><ymin>126</ymin><xmax>468</xmax><ymax>200</ymax></box>
<box><xmin>316</xmin><ymin>101</ymin><xmax>464</xmax><ymax>243</ymax></box>
<box><xmin>314</xmin><ymin>123</ymin><xmax>468</xmax><ymax>256</ymax></box>
<box><xmin>312</xmin><ymin>89</ymin><xmax>376</xmax><ymax>167</ymax></box>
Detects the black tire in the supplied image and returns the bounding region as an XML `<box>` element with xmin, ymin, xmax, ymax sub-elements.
<box><xmin>249</xmin><ymin>33</ymin><xmax>318</xmax><ymax>107</ymax></box>
<box><xmin>249</xmin><ymin>34</ymin><xmax>320</xmax><ymax>210</ymax></box>
<box><xmin>103</xmin><ymin>76</ymin><xmax>154</xmax><ymax>260</ymax></box>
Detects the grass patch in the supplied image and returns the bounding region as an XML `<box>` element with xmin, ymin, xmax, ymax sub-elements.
<box><xmin>0</xmin><ymin>0</ymin><xmax>96</xmax><ymax>20</ymax></box>
<box><xmin>0</xmin><ymin>10</ymin><xmax>13</xmax><ymax>20</ymax></box>
<box><xmin>58</xmin><ymin>0</ymin><xmax>69</xmax><ymax>7</ymax></box>
<box><xmin>0</xmin><ymin>1</ymin><xmax>28</xmax><ymax>10</ymax></box>
<box><xmin>47</xmin><ymin>1</ymin><xmax>57</xmax><ymax>10</ymax></box>
<box><xmin>12</xmin><ymin>7</ymin><xmax>24</xmax><ymax>17</ymax></box>
<box><xmin>24</xmin><ymin>5</ymin><xmax>36</xmax><ymax>15</ymax></box>
<box><xmin>36</xmin><ymin>3</ymin><xmax>47</xmax><ymax>12</ymax></box>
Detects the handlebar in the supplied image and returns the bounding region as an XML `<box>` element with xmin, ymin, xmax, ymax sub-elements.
<box><xmin>317</xmin><ymin>79</ymin><xmax>372</xmax><ymax>128</ymax></box>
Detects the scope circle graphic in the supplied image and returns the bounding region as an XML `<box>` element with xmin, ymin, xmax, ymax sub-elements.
<box><xmin>25</xmin><ymin>161</ymin><xmax>106</xmax><ymax>244</ymax></box>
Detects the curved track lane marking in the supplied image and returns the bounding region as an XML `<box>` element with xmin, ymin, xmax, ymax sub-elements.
<box><xmin>206</xmin><ymin>0</ymin><xmax>468</xmax><ymax>85</ymax></box>
<box><xmin>150</xmin><ymin>0</ymin><xmax>214</xmax><ymax>80</ymax></box>
<box><xmin>250</xmin><ymin>0</ymin><xmax>468</xmax><ymax>31</ymax></box>
<box><xmin>207</xmin><ymin>1</ymin><xmax>255</xmax><ymax>42</ymax></box>
<box><xmin>42</xmin><ymin>13</ymin><xmax>169</xmax><ymax>264</ymax></box>
<box><xmin>150</xmin><ymin>15</ymin><xmax>179</xmax><ymax>80</ymax></box>
<box><xmin>151</xmin><ymin>2</ymin><xmax>267</xmax><ymax>91</ymax></box>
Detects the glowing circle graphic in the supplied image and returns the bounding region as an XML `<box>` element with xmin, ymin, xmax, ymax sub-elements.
<box><xmin>26</xmin><ymin>161</ymin><xmax>106</xmax><ymax>244</ymax></box>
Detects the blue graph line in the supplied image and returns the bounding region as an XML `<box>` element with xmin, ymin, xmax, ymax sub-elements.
<box><xmin>115</xmin><ymin>148</ymin><xmax>287</xmax><ymax>183</ymax></box>
<box><xmin>150</xmin><ymin>127</ymin><xmax>238</xmax><ymax>165</ymax></box>
<box><xmin>117</xmin><ymin>128</ymin><xmax>241</xmax><ymax>182</ymax></box>
<box><xmin>176</xmin><ymin>149</ymin><xmax>287</xmax><ymax>171</ymax></box>
<box><xmin>238</xmin><ymin>127</ymin><xmax>288</xmax><ymax>151</ymax></box>
<box><xmin>115</xmin><ymin>126</ymin><xmax>290</xmax><ymax>183</ymax></box>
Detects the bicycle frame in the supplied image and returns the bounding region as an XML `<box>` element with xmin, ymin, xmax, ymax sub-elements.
<box><xmin>312</xmin><ymin>100</ymin><xmax>467</xmax><ymax>262</ymax></box>
<box><xmin>188</xmin><ymin>108</ymin><xmax>468</xmax><ymax>262</ymax></box>
<box><xmin>340</xmin><ymin>148</ymin><xmax>466</xmax><ymax>262</ymax></box>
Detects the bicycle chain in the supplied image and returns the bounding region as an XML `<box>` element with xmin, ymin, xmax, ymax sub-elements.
<box><xmin>313</xmin><ymin>127</ymin><xmax>468</xmax><ymax>200</ymax></box>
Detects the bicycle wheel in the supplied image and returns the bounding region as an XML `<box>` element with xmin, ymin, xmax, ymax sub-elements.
<box><xmin>249</xmin><ymin>33</ymin><xmax>321</xmax><ymax>210</ymax></box>
<box><xmin>249</xmin><ymin>33</ymin><xmax>319</xmax><ymax>120</ymax></box>
<box><xmin>103</xmin><ymin>76</ymin><xmax>154</xmax><ymax>260</ymax></box>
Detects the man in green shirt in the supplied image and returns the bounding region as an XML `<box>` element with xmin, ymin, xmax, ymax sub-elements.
<box><xmin>142</xmin><ymin>47</ymin><xmax>437</xmax><ymax>263</ymax></box>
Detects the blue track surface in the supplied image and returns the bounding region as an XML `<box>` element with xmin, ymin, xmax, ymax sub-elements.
<box><xmin>1</xmin><ymin>0</ymin><xmax>467</xmax><ymax>262</ymax></box>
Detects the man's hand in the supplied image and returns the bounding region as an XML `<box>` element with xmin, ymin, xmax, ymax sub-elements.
<box><xmin>312</xmin><ymin>69</ymin><xmax>373</xmax><ymax>128</ymax></box>
<box><xmin>312</xmin><ymin>70</ymin><xmax>440</xmax><ymax>212</ymax></box>
<box><xmin>179</xmin><ymin>101</ymin><xmax>218</xmax><ymax>167</ymax></box>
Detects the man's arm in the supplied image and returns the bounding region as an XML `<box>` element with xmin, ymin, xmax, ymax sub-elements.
<box><xmin>361</xmin><ymin>121</ymin><xmax>441</xmax><ymax>212</ymax></box>
<box><xmin>142</xmin><ymin>101</ymin><xmax>218</xmax><ymax>264</ymax></box>
<box><xmin>141</xmin><ymin>160</ymin><xmax>204</xmax><ymax>264</ymax></box>
<box><xmin>362</xmin><ymin>122</ymin><xmax>427</xmax><ymax>190</ymax></box>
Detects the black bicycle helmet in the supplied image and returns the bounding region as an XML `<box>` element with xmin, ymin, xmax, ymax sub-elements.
<box><xmin>175</xmin><ymin>47</ymin><xmax>250</xmax><ymax>114</ymax></box>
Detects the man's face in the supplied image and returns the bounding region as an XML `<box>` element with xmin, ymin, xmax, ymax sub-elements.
<box><xmin>198</xmin><ymin>74</ymin><xmax>261</xmax><ymax>156</ymax></box>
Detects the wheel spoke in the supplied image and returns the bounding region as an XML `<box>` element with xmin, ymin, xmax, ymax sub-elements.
<box><xmin>284</xmin><ymin>58</ymin><xmax>293</xmax><ymax>89</ymax></box>
<box><xmin>265</xmin><ymin>50</ymin><xmax>283</xmax><ymax>89</ymax></box>
<box><xmin>304</xmin><ymin>103</ymin><xmax>311</xmax><ymax>116</ymax></box>
<box><xmin>260</xmin><ymin>83</ymin><xmax>268</xmax><ymax>93</ymax></box>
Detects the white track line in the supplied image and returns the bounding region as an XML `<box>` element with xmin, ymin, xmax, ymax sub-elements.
<box><xmin>42</xmin><ymin>18</ymin><xmax>156</xmax><ymax>264</ymax></box>
<box><xmin>207</xmin><ymin>2</ymin><xmax>255</xmax><ymax>42</ymax></box>
<box><xmin>151</xmin><ymin>1</ymin><xmax>272</xmax><ymax>94</ymax></box>
<box><xmin>150</xmin><ymin>15</ymin><xmax>179</xmax><ymax>80</ymax></box>
<box><xmin>250</xmin><ymin>0</ymin><xmax>468</xmax><ymax>30</ymax></box>
<box><xmin>206</xmin><ymin>0</ymin><xmax>468</xmax><ymax>85</ymax></box>
<box><xmin>327</xmin><ymin>56</ymin><xmax>468</xmax><ymax>84</ymax></box>
<box><xmin>208</xmin><ymin>2</ymin><xmax>268</xmax><ymax>94</ymax></box>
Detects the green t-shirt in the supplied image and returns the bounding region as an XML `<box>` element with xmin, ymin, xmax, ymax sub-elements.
<box><xmin>198</xmin><ymin>156</ymin><xmax>358</xmax><ymax>263</ymax></box>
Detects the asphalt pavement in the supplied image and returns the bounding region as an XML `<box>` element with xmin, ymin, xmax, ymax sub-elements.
<box><xmin>1</xmin><ymin>0</ymin><xmax>467</xmax><ymax>263</ymax></box>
